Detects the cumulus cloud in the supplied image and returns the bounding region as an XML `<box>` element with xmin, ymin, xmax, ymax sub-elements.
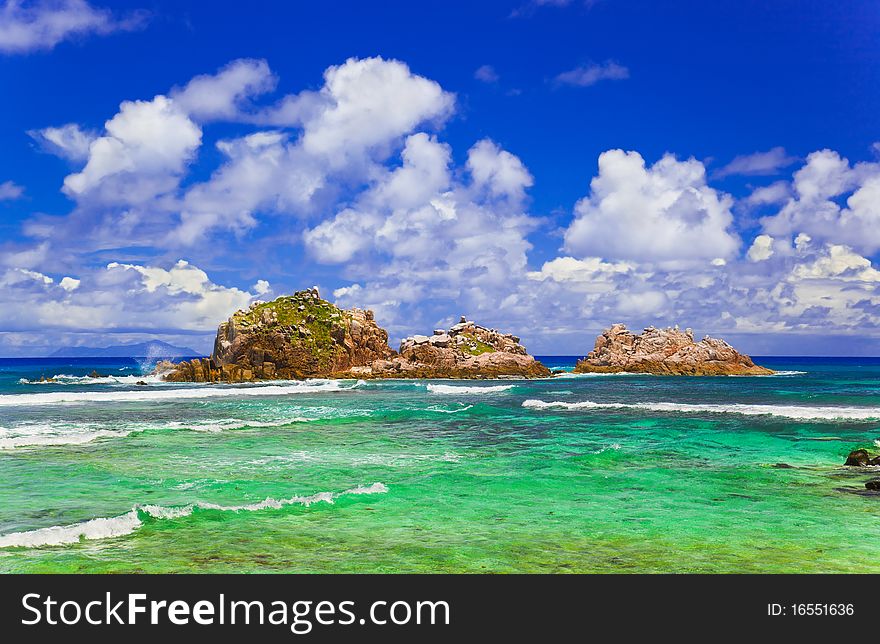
<box><xmin>746</xmin><ymin>234</ymin><xmax>774</xmax><ymax>261</ymax></box>
<box><xmin>63</xmin><ymin>95</ymin><xmax>202</xmax><ymax>203</ymax></box>
<box><xmin>563</xmin><ymin>149</ymin><xmax>740</xmax><ymax>263</ymax></box>
<box><xmin>760</xmin><ymin>149</ymin><xmax>880</xmax><ymax>254</ymax></box>
<box><xmin>715</xmin><ymin>147</ymin><xmax>797</xmax><ymax>178</ymax></box>
<box><xmin>0</xmin><ymin>180</ymin><xmax>24</xmax><ymax>200</ymax></box>
<box><xmin>555</xmin><ymin>61</ymin><xmax>629</xmax><ymax>87</ymax></box>
<box><xmin>0</xmin><ymin>0</ymin><xmax>147</xmax><ymax>54</ymax></box>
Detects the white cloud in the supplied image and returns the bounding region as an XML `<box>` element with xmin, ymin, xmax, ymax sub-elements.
<box><xmin>760</xmin><ymin>149</ymin><xmax>880</xmax><ymax>254</ymax></box>
<box><xmin>563</xmin><ymin>149</ymin><xmax>740</xmax><ymax>263</ymax></box>
<box><xmin>1</xmin><ymin>259</ymin><xmax>261</xmax><ymax>332</ymax></box>
<box><xmin>0</xmin><ymin>180</ymin><xmax>23</xmax><ymax>200</ymax></box>
<box><xmin>0</xmin><ymin>0</ymin><xmax>146</xmax><ymax>54</ymax></box>
<box><xmin>555</xmin><ymin>61</ymin><xmax>629</xmax><ymax>87</ymax></box>
<box><xmin>170</xmin><ymin>57</ymin><xmax>456</xmax><ymax>244</ymax></box>
<box><xmin>252</xmin><ymin>279</ymin><xmax>270</xmax><ymax>296</ymax></box>
<box><xmin>29</xmin><ymin>123</ymin><xmax>96</xmax><ymax>160</ymax></box>
<box><xmin>745</xmin><ymin>180</ymin><xmax>790</xmax><ymax>206</ymax></box>
<box><xmin>63</xmin><ymin>95</ymin><xmax>202</xmax><ymax>203</ymax></box>
<box><xmin>474</xmin><ymin>64</ymin><xmax>499</xmax><ymax>83</ymax></box>
<box><xmin>171</xmin><ymin>58</ymin><xmax>277</xmax><ymax>122</ymax></box>
<box><xmin>747</xmin><ymin>234</ymin><xmax>774</xmax><ymax>262</ymax></box>
<box><xmin>59</xmin><ymin>276</ymin><xmax>80</xmax><ymax>291</ymax></box>
<box><xmin>466</xmin><ymin>138</ymin><xmax>534</xmax><ymax>202</ymax></box>
<box><xmin>715</xmin><ymin>147</ymin><xmax>797</xmax><ymax>178</ymax></box>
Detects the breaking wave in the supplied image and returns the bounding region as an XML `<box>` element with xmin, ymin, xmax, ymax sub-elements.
<box><xmin>0</xmin><ymin>483</ymin><xmax>388</xmax><ymax>548</ymax></box>
<box><xmin>0</xmin><ymin>379</ymin><xmax>362</xmax><ymax>407</ymax></box>
<box><xmin>427</xmin><ymin>384</ymin><xmax>515</xmax><ymax>395</ymax></box>
<box><xmin>0</xmin><ymin>417</ymin><xmax>313</xmax><ymax>449</ymax></box>
<box><xmin>19</xmin><ymin>373</ymin><xmax>165</xmax><ymax>386</ymax></box>
<box><xmin>522</xmin><ymin>399</ymin><xmax>880</xmax><ymax>421</ymax></box>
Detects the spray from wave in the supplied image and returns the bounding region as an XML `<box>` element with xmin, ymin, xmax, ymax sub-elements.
<box><xmin>0</xmin><ymin>483</ymin><xmax>388</xmax><ymax>548</ymax></box>
<box><xmin>522</xmin><ymin>399</ymin><xmax>880</xmax><ymax>421</ymax></box>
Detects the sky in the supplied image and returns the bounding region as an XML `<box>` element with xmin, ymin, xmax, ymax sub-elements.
<box><xmin>0</xmin><ymin>0</ymin><xmax>879</xmax><ymax>356</ymax></box>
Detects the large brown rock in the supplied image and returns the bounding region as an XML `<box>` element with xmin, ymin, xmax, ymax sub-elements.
<box><xmin>574</xmin><ymin>323</ymin><xmax>773</xmax><ymax>376</ymax></box>
<box><xmin>365</xmin><ymin>316</ymin><xmax>550</xmax><ymax>379</ymax></box>
<box><xmin>161</xmin><ymin>288</ymin><xmax>393</xmax><ymax>382</ymax></box>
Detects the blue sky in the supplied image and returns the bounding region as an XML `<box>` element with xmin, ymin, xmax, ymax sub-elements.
<box><xmin>0</xmin><ymin>0</ymin><xmax>879</xmax><ymax>356</ymax></box>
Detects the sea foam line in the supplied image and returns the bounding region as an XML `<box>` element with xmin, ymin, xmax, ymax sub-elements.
<box><xmin>427</xmin><ymin>384</ymin><xmax>515</xmax><ymax>395</ymax></box>
<box><xmin>0</xmin><ymin>417</ymin><xmax>314</xmax><ymax>449</ymax></box>
<box><xmin>0</xmin><ymin>483</ymin><xmax>388</xmax><ymax>548</ymax></box>
<box><xmin>0</xmin><ymin>379</ymin><xmax>363</xmax><ymax>407</ymax></box>
<box><xmin>522</xmin><ymin>399</ymin><xmax>880</xmax><ymax>421</ymax></box>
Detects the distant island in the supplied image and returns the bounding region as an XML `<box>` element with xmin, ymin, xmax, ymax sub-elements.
<box><xmin>49</xmin><ymin>340</ymin><xmax>200</xmax><ymax>359</ymax></box>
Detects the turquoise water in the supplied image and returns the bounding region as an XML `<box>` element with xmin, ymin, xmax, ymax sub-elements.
<box><xmin>1</xmin><ymin>356</ymin><xmax>880</xmax><ymax>573</ymax></box>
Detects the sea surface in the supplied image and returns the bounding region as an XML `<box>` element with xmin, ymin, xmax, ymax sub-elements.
<box><xmin>1</xmin><ymin>355</ymin><xmax>879</xmax><ymax>573</ymax></box>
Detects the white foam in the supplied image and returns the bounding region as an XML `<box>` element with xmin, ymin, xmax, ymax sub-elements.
<box><xmin>522</xmin><ymin>399</ymin><xmax>880</xmax><ymax>421</ymax></box>
<box><xmin>427</xmin><ymin>384</ymin><xmax>514</xmax><ymax>395</ymax></box>
<box><xmin>425</xmin><ymin>404</ymin><xmax>474</xmax><ymax>413</ymax></box>
<box><xmin>0</xmin><ymin>510</ymin><xmax>142</xmax><ymax>548</ymax></box>
<box><xmin>19</xmin><ymin>373</ymin><xmax>165</xmax><ymax>386</ymax></box>
<box><xmin>0</xmin><ymin>417</ymin><xmax>314</xmax><ymax>450</ymax></box>
<box><xmin>0</xmin><ymin>379</ymin><xmax>358</xmax><ymax>407</ymax></box>
<box><xmin>0</xmin><ymin>483</ymin><xmax>389</xmax><ymax>549</ymax></box>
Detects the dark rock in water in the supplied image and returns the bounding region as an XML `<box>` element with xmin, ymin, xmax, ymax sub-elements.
<box><xmin>772</xmin><ymin>463</ymin><xmax>794</xmax><ymax>469</ymax></box>
<box><xmin>845</xmin><ymin>449</ymin><xmax>872</xmax><ymax>466</ymax></box>
<box><xmin>866</xmin><ymin>478</ymin><xmax>880</xmax><ymax>491</ymax></box>
<box><xmin>135</xmin><ymin>380</ymin><xmax>148</xmax><ymax>386</ymax></box>
<box><xmin>87</xmin><ymin>370</ymin><xmax>102</xmax><ymax>378</ymax></box>
<box><xmin>551</xmin><ymin>369</ymin><xmax>565</xmax><ymax>375</ymax></box>
<box><xmin>871</xmin><ymin>456</ymin><xmax>880</xmax><ymax>466</ymax></box>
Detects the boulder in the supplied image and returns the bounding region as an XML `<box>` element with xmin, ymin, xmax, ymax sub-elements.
<box><xmin>573</xmin><ymin>323</ymin><xmax>774</xmax><ymax>376</ymax></box>
<box><xmin>845</xmin><ymin>449</ymin><xmax>872</xmax><ymax>467</ymax></box>
<box><xmin>866</xmin><ymin>478</ymin><xmax>880</xmax><ymax>491</ymax></box>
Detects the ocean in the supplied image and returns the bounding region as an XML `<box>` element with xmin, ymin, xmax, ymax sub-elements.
<box><xmin>1</xmin><ymin>355</ymin><xmax>879</xmax><ymax>573</ymax></box>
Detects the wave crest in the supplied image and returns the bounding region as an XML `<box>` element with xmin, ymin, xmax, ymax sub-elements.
<box><xmin>427</xmin><ymin>384</ymin><xmax>514</xmax><ymax>395</ymax></box>
<box><xmin>0</xmin><ymin>483</ymin><xmax>388</xmax><ymax>548</ymax></box>
<box><xmin>522</xmin><ymin>399</ymin><xmax>880</xmax><ymax>421</ymax></box>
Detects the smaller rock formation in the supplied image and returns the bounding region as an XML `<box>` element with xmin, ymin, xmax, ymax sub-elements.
<box><xmin>866</xmin><ymin>478</ymin><xmax>880</xmax><ymax>491</ymax></box>
<box><xmin>844</xmin><ymin>449</ymin><xmax>880</xmax><ymax>467</ymax></box>
<box><xmin>367</xmin><ymin>316</ymin><xmax>550</xmax><ymax>379</ymax></box>
<box><xmin>574</xmin><ymin>323</ymin><xmax>773</xmax><ymax>376</ymax></box>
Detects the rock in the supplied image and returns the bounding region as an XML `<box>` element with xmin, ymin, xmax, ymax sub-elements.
<box><xmin>160</xmin><ymin>290</ymin><xmax>393</xmax><ymax>382</ymax></box>
<box><xmin>371</xmin><ymin>319</ymin><xmax>550</xmax><ymax>379</ymax></box>
<box><xmin>845</xmin><ymin>449</ymin><xmax>872</xmax><ymax>466</ymax></box>
<box><xmin>866</xmin><ymin>478</ymin><xmax>880</xmax><ymax>491</ymax></box>
<box><xmin>135</xmin><ymin>380</ymin><xmax>148</xmax><ymax>386</ymax></box>
<box><xmin>772</xmin><ymin>463</ymin><xmax>794</xmax><ymax>469</ymax></box>
<box><xmin>87</xmin><ymin>370</ymin><xmax>102</xmax><ymax>378</ymax></box>
<box><xmin>573</xmin><ymin>323</ymin><xmax>774</xmax><ymax>376</ymax></box>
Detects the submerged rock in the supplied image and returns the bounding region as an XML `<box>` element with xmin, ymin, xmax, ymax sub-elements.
<box><xmin>160</xmin><ymin>289</ymin><xmax>393</xmax><ymax>382</ymax></box>
<box><xmin>367</xmin><ymin>317</ymin><xmax>550</xmax><ymax>379</ymax></box>
<box><xmin>573</xmin><ymin>323</ymin><xmax>773</xmax><ymax>376</ymax></box>
<box><xmin>866</xmin><ymin>478</ymin><xmax>880</xmax><ymax>491</ymax></box>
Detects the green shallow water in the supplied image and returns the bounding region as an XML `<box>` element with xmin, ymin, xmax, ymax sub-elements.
<box><xmin>1</xmin><ymin>357</ymin><xmax>880</xmax><ymax>573</ymax></box>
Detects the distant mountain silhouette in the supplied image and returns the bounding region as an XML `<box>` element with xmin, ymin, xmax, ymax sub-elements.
<box><xmin>49</xmin><ymin>340</ymin><xmax>200</xmax><ymax>358</ymax></box>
